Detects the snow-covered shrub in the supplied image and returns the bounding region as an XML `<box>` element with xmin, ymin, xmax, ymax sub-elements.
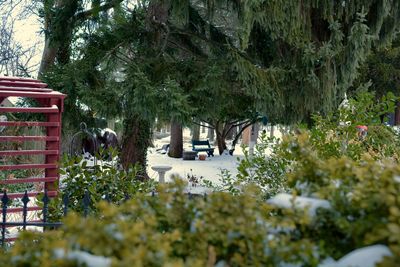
<box><xmin>0</xmin><ymin>180</ymin><xmax>324</xmax><ymax>266</ymax></box>
<box><xmin>279</xmin><ymin>133</ymin><xmax>400</xmax><ymax>262</ymax></box>
<box><xmin>235</xmin><ymin>133</ymin><xmax>288</xmax><ymax>199</ymax></box>
<box><xmin>2</xmin><ymin>173</ymin><xmax>400</xmax><ymax>266</ymax></box>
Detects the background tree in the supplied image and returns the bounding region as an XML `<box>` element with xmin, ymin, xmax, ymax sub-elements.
<box><xmin>355</xmin><ymin>37</ymin><xmax>400</xmax><ymax>123</ymax></box>
<box><xmin>0</xmin><ymin>5</ymin><xmax>40</xmax><ymax>76</ymax></box>
<box><xmin>219</xmin><ymin>0</ymin><xmax>400</xmax><ymax>123</ymax></box>
<box><xmin>28</xmin><ymin>0</ymin><xmax>400</xmax><ymax>171</ymax></box>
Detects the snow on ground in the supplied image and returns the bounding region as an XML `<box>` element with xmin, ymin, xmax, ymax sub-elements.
<box><xmin>147</xmin><ymin>129</ymin><xmax>245</xmax><ymax>185</ymax></box>
<box><xmin>147</xmin><ymin>126</ymin><xmax>285</xmax><ymax>184</ymax></box>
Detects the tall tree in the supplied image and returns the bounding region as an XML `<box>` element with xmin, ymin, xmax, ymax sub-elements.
<box><xmin>356</xmin><ymin>38</ymin><xmax>400</xmax><ymax>98</ymax></box>
<box><xmin>38</xmin><ymin>0</ymin><xmax>124</xmax><ymax>75</ymax></box>
<box><xmin>36</xmin><ymin>0</ymin><xmax>400</xmax><ymax>171</ymax></box>
<box><xmin>355</xmin><ymin>37</ymin><xmax>400</xmax><ymax>123</ymax></box>
<box><xmin>168</xmin><ymin>119</ymin><xmax>183</xmax><ymax>158</ymax></box>
<box><xmin>228</xmin><ymin>0</ymin><xmax>400</xmax><ymax>123</ymax></box>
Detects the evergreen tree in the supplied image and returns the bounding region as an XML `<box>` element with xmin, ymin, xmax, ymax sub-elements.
<box><xmin>37</xmin><ymin>0</ymin><xmax>400</xmax><ymax>171</ymax></box>
<box><xmin>166</xmin><ymin>0</ymin><xmax>400</xmax><ymax>123</ymax></box>
<box><xmin>357</xmin><ymin>38</ymin><xmax>400</xmax><ymax>98</ymax></box>
<box><xmin>355</xmin><ymin>37</ymin><xmax>400</xmax><ymax>123</ymax></box>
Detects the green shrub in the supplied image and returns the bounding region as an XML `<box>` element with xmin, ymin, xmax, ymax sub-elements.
<box><xmin>208</xmin><ymin>133</ymin><xmax>288</xmax><ymax>199</ymax></box>
<box><xmin>305</xmin><ymin>91</ymin><xmax>400</xmax><ymax>161</ymax></box>
<box><xmin>41</xmin><ymin>151</ymin><xmax>156</xmax><ymax>221</ymax></box>
<box><xmin>3</xmin><ymin>91</ymin><xmax>400</xmax><ymax>266</ymax></box>
<box><xmin>280</xmin><ymin>133</ymin><xmax>400</xmax><ymax>260</ymax></box>
<box><xmin>2</xmin><ymin>167</ymin><xmax>400</xmax><ymax>266</ymax></box>
<box><xmin>1</xmin><ymin>181</ymin><xmax>327</xmax><ymax>267</ymax></box>
<box><xmin>212</xmin><ymin>91</ymin><xmax>399</xmax><ymax>200</ymax></box>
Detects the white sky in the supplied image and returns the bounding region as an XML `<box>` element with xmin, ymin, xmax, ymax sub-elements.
<box><xmin>14</xmin><ymin>13</ymin><xmax>43</xmax><ymax>50</ymax></box>
<box><xmin>1</xmin><ymin>1</ymin><xmax>44</xmax><ymax>77</ymax></box>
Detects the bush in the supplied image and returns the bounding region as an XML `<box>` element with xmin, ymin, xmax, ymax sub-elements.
<box><xmin>305</xmin><ymin>91</ymin><xmax>400</xmax><ymax>161</ymax></box>
<box><xmin>207</xmin><ymin>133</ymin><xmax>288</xmax><ymax>199</ymax></box>
<box><xmin>1</xmin><ymin>162</ymin><xmax>400</xmax><ymax>266</ymax></box>
<box><xmin>3</xmin><ymin>91</ymin><xmax>400</xmax><ymax>266</ymax></box>
<box><xmin>209</xmin><ymin>91</ymin><xmax>400</xmax><ymax>200</ymax></box>
<box><xmin>42</xmin><ymin>151</ymin><xmax>156</xmax><ymax>221</ymax></box>
<box><xmin>281</xmin><ymin>133</ymin><xmax>400</xmax><ymax>261</ymax></box>
<box><xmin>0</xmin><ymin>181</ymin><xmax>326</xmax><ymax>266</ymax></box>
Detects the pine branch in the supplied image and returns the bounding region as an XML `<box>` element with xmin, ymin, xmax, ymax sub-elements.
<box><xmin>231</xmin><ymin>119</ymin><xmax>252</xmax><ymax>128</ymax></box>
<box><xmin>231</xmin><ymin>121</ymin><xmax>254</xmax><ymax>149</ymax></box>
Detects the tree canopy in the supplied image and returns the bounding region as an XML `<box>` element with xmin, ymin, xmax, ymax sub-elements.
<box><xmin>28</xmin><ymin>0</ymin><xmax>400</xmax><ymax>166</ymax></box>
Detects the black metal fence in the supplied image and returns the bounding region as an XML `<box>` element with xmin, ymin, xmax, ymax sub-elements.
<box><xmin>1</xmin><ymin>189</ymin><xmax>204</xmax><ymax>248</ymax></box>
<box><xmin>1</xmin><ymin>190</ymin><xmax>67</xmax><ymax>248</ymax></box>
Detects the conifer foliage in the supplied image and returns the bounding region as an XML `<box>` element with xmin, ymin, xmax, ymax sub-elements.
<box><xmin>38</xmin><ymin>0</ymin><xmax>400</xmax><ymax>167</ymax></box>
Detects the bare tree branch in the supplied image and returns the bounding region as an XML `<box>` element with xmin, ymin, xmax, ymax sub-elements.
<box><xmin>0</xmin><ymin>12</ymin><xmax>40</xmax><ymax>77</ymax></box>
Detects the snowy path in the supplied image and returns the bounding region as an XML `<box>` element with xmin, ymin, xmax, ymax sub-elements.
<box><xmin>146</xmin><ymin>129</ymin><xmax>245</xmax><ymax>184</ymax></box>
<box><xmin>147</xmin><ymin>149</ymin><xmax>244</xmax><ymax>184</ymax></box>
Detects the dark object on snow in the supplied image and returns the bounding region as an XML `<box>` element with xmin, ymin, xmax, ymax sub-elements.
<box><xmin>192</xmin><ymin>140</ymin><xmax>214</xmax><ymax>157</ymax></box>
<box><xmin>183</xmin><ymin>150</ymin><xmax>198</xmax><ymax>160</ymax></box>
<box><xmin>156</xmin><ymin>144</ymin><xmax>169</xmax><ymax>154</ymax></box>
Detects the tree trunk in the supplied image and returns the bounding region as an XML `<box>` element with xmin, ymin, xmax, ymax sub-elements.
<box><xmin>192</xmin><ymin>123</ymin><xmax>200</xmax><ymax>141</ymax></box>
<box><xmin>121</xmin><ymin>114</ymin><xmax>151</xmax><ymax>178</ymax></box>
<box><xmin>38</xmin><ymin>0</ymin><xmax>63</xmax><ymax>77</ymax></box>
<box><xmin>207</xmin><ymin>127</ymin><xmax>215</xmax><ymax>142</ymax></box>
<box><xmin>168</xmin><ymin>119</ymin><xmax>183</xmax><ymax>158</ymax></box>
<box><xmin>216</xmin><ymin>131</ymin><xmax>227</xmax><ymax>155</ymax></box>
<box><xmin>38</xmin><ymin>38</ymin><xmax>58</xmax><ymax>77</ymax></box>
<box><xmin>229</xmin><ymin>122</ymin><xmax>253</xmax><ymax>155</ymax></box>
<box><xmin>395</xmin><ymin>101</ymin><xmax>400</xmax><ymax>125</ymax></box>
<box><xmin>215</xmin><ymin>123</ymin><xmax>227</xmax><ymax>155</ymax></box>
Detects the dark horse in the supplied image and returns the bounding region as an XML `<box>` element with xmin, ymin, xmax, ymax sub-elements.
<box><xmin>81</xmin><ymin>128</ymin><xmax>119</xmax><ymax>159</ymax></box>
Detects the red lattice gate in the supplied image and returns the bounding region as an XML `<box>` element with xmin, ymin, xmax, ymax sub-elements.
<box><xmin>0</xmin><ymin>77</ymin><xmax>66</xmax><ymax>220</ymax></box>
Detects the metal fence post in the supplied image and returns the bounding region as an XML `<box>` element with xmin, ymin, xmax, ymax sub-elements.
<box><xmin>42</xmin><ymin>190</ymin><xmax>49</xmax><ymax>231</ymax></box>
<box><xmin>22</xmin><ymin>191</ymin><xmax>30</xmax><ymax>230</ymax></box>
<box><xmin>1</xmin><ymin>191</ymin><xmax>9</xmax><ymax>248</ymax></box>
<box><xmin>83</xmin><ymin>190</ymin><xmax>90</xmax><ymax>217</ymax></box>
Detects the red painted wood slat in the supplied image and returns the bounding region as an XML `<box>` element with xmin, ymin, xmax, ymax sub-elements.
<box><xmin>5</xmin><ymin>207</ymin><xmax>42</xmax><ymax>213</ymax></box>
<box><xmin>0</xmin><ymin>106</ymin><xmax>58</xmax><ymax>113</ymax></box>
<box><xmin>0</xmin><ymin>90</ymin><xmax>66</xmax><ymax>99</ymax></box>
<box><xmin>0</xmin><ymin>80</ymin><xmax>48</xmax><ymax>88</ymax></box>
<box><xmin>0</xmin><ymin>164</ymin><xmax>57</xmax><ymax>171</ymax></box>
<box><xmin>0</xmin><ymin>86</ymin><xmax>52</xmax><ymax>92</ymax></box>
<box><xmin>0</xmin><ymin>177</ymin><xmax>58</xmax><ymax>184</ymax></box>
<box><xmin>0</xmin><ymin>77</ymin><xmax>41</xmax><ymax>83</ymax></box>
<box><xmin>0</xmin><ymin>136</ymin><xmax>59</xmax><ymax>142</ymax></box>
<box><xmin>0</xmin><ymin>150</ymin><xmax>58</xmax><ymax>156</ymax></box>
<box><xmin>6</xmin><ymin>191</ymin><xmax>57</xmax><ymax>199</ymax></box>
<box><xmin>0</xmin><ymin>121</ymin><xmax>60</xmax><ymax>127</ymax></box>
